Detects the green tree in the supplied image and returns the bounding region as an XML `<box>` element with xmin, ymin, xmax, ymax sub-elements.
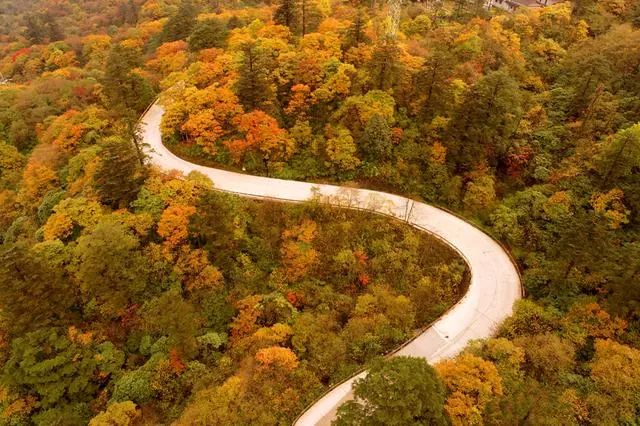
<box><xmin>102</xmin><ymin>44</ymin><xmax>155</xmax><ymax>164</ymax></box>
<box><xmin>235</xmin><ymin>41</ymin><xmax>274</xmax><ymax>110</ymax></box>
<box><xmin>499</xmin><ymin>300</ymin><xmax>560</xmax><ymax>339</ymax></box>
<box><xmin>103</xmin><ymin>44</ymin><xmax>155</xmax><ymax>115</ymax></box>
<box><xmin>36</xmin><ymin>190</ymin><xmax>67</xmax><ymax>224</ymax></box>
<box><xmin>72</xmin><ymin>221</ymin><xmax>150</xmax><ymax>318</ymax></box>
<box><xmin>22</xmin><ymin>11</ymin><xmax>63</xmax><ymax>44</ymax></box>
<box><xmin>300</xmin><ymin>0</ymin><xmax>322</xmax><ymax>36</ymax></box>
<box><xmin>117</xmin><ymin>0</ymin><xmax>139</xmax><ymax>25</ymax></box>
<box><xmin>417</xmin><ymin>49</ymin><xmax>455</xmax><ymax>119</ymax></box>
<box><xmin>141</xmin><ymin>289</ymin><xmax>202</xmax><ymax>357</ymax></box>
<box><xmin>291</xmin><ymin>313</ymin><xmax>347</xmax><ymax>383</ymax></box>
<box><xmin>335</xmin><ymin>356</ymin><xmax>447</xmax><ymax>425</ymax></box>
<box><xmin>190</xmin><ymin>191</ymin><xmax>244</xmax><ymax>259</ymax></box>
<box><xmin>32</xmin><ymin>403</ymin><xmax>90</xmax><ymax>426</ymax></box>
<box><xmin>344</xmin><ymin>9</ymin><xmax>369</xmax><ymax>49</ymax></box>
<box><xmin>447</xmin><ymin>69</ymin><xmax>522</xmax><ymax>170</ymax></box>
<box><xmin>326</xmin><ymin>126</ymin><xmax>361</xmax><ymax>172</ymax></box>
<box><xmin>94</xmin><ymin>137</ymin><xmax>145</xmax><ymax>208</ymax></box>
<box><xmin>274</xmin><ymin>0</ymin><xmax>299</xmax><ymax>32</ymax></box>
<box><xmin>3</xmin><ymin>328</ymin><xmax>123</xmax><ymax>408</ymax></box>
<box><xmin>23</xmin><ymin>12</ymin><xmax>46</xmax><ymax>44</ymax></box>
<box><xmin>0</xmin><ymin>142</ymin><xmax>26</xmax><ymax>189</ymax></box>
<box><xmin>599</xmin><ymin>123</ymin><xmax>640</xmax><ymax>185</ymax></box>
<box><xmin>360</xmin><ymin>113</ymin><xmax>393</xmax><ymax>162</ymax></box>
<box><xmin>513</xmin><ymin>333</ymin><xmax>575</xmax><ymax>384</ymax></box>
<box><xmin>571</xmin><ymin>0</ymin><xmax>597</xmax><ymax>20</ymax></box>
<box><xmin>188</xmin><ymin>18</ymin><xmax>227</xmax><ymax>51</ymax></box>
<box><xmin>111</xmin><ymin>370</ymin><xmax>155</xmax><ymax>404</ymax></box>
<box><xmin>161</xmin><ymin>0</ymin><xmax>197</xmax><ymax>42</ymax></box>
<box><xmin>368</xmin><ymin>39</ymin><xmax>401</xmax><ymax>91</ymax></box>
<box><xmin>0</xmin><ymin>244</ymin><xmax>77</xmax><ymax>335</ymax></box>
<box><xmin>560</xmin><ymin>41</ymin><xmax>614</xmax><ymax>120</ymax></box>
<box><xmin>462</xmin><ymin>171</ymin><xmax>496</xmax><ymax>213</ymax></box>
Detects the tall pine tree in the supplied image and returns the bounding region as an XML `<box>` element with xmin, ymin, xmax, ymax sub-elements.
<box><xmin>235</xmin><ymin>42</ymin><xmax>274</xmax><ymax>110</ymax></box>
<box><xmin>103</xmin><ymin>43</ymin><xmax>155</xmax><ymax>163</ymax></box>
<box><xmin>360</xmin><ymin>113</ymin><xmax>393</xmax><ymax>162</ymax></box>
<box><xmin>94</xmin><ymin>137</ymin><xmax>145</xmax><ymax>208</ymax></box>
<box><xmin>161</xmin><ymin>0</ymin><xmax>197</xmax><ymax>42</ymax></box>
<box><xmin>103</xmin><ymin>44</ymin><xmax>155</xmax><ymax>115</ymax></box>
<box><xmin>300</xmin><ymin>0</ymin><xmax>321</xmax><ymax>36</ymax></box>
<box><xmin>344</xmin><ymin>9</ymin><xmax>369</xmax><ymax>50</ymax></box>
<box><xmin>274</xmin><ymin>0</ymin><xmax>299</xmax><ymax>32</ymax></box>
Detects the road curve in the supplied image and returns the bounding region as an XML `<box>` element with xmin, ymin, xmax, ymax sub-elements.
<box><xmin>140</xmin><ymin>103</ymin><xmax>522</xmax><ymax>425</ymax></box>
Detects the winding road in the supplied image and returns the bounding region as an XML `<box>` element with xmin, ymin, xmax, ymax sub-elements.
<box><xmin>140</xmin><ymin>103</ymin><xmax>522</xmax><ymax>425</ymax></box>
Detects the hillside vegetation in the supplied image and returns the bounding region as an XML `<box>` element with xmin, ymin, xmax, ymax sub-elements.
<box><xmin>1</xmin><ymin>0</ymin><xmax>640</xmax><ymax>424</ymax></box>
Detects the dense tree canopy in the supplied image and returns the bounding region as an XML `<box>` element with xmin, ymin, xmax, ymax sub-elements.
<box><xmin>336</xmin><ymin>357</ymin><xmax>447</xmax><ymax>425</ymax></box>
<box><xmin>1</xmin><ymin>0</ymin><xmax>640</xmax><ymax>424</ymax></box>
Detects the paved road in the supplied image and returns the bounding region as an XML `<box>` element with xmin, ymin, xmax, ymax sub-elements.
<box><xmin>140</xmin><ymin>104</ymin><xmax>522</xmax><ymax>426</ymax></box>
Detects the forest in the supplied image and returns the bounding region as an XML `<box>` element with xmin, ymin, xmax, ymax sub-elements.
<box><xmin>1</xmin><ymin>0</ymin><xmax>640</xmax><ymax>424</ymax></box>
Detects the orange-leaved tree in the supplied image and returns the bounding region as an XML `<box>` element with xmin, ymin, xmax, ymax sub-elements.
<box><xmin>225</xmin><ymin>110</ymin><xmax>295</xmax><ymax>165</ymax></box>
<box><xmin>436</xmin><ymin>353</ymin><xmax>503</xmax><ymax>426</ymax></box>
<box><xmin>157</xmin><ymin>204</ymin><xmax>196</xmax><ymax>249</ymax></box>
<box><xmin>255</xmin><ymin>346</ymin><xmax>299</xmax><ymax>371</ymax></box>
<box><xmin>280</xmin><ymin>219</ymin><xmax>319</xmax><ymax>283</ymax></box>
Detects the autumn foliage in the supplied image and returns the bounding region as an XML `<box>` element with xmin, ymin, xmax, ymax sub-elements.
<box><xmin>1</xmin><ymin>0</ymin><xmax>640</xmax><ymax>424</ymax></box>
<box><xmin>225</xmin><ymin>110</ymin><xmax>295</xmax><ymax>163</ymax></box>
<box><xmin>157</xmin><ymin>204</ymin><xmax>196</xmax><ymax>248</ymax></box>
